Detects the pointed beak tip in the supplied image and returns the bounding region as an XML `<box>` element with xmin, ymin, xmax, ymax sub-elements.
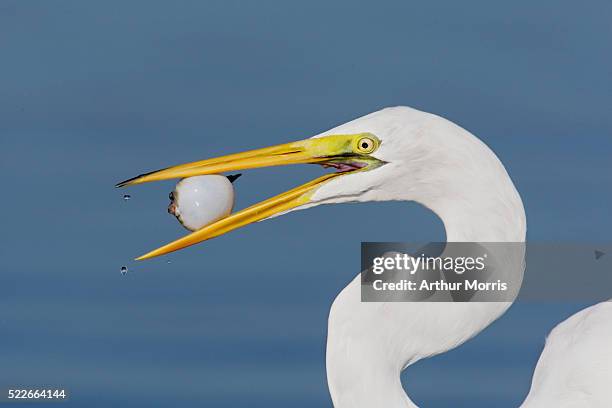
<box><xmin>116</xmin><ymin>175</ymin><xmax>144</xmax><ymax>188</ymax></box>
<box><xmin>134</xmin><ymin>254</ymin><xmax>150</xmax><ymax>261</ymax></box>
<box><xmin>115</xmin><ymin>178</ymin><xmax>134</xmax><ymax>188</ymax></box>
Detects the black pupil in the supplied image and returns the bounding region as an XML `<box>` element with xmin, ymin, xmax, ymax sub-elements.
<box><xmin>361</xmin><ymin>141</ymin><xmax>369</xmax><ymax>149</ymax></box>
<box><xmin>169</xmin><ymin>192</ymin><xmax>174</xmax><ymax>201</ymax></box>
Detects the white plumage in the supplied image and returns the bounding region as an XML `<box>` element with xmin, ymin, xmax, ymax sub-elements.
<box><xmin>307</xmin><ymin>107</ymin><xmax>526</xmax><ymax>407</ymax></box>
<box><xmin>522</xmin><ymin>301</ymin><xmax>612</xmax><ymax>408</ymax></box>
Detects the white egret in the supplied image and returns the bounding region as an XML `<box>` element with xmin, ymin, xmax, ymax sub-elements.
<box><xmin>117</xmin><ymin>106</ymin><xmax>610</xmax><ymax>406</ymax></box>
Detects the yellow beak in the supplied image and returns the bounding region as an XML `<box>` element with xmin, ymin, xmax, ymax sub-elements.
<box><xmin>116</xmin><ymin>133</ymin><xmax>381</xmax><ymax>260</ymax></box>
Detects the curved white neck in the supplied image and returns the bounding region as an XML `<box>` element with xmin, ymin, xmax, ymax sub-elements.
<box><xmin>327</xmin><ymin>141</ymin><xmax>526</xmax><ymax>408</ymax></box>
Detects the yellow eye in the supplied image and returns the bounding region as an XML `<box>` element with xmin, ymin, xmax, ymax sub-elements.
<box><xmin>356</xmin><ymin>136</ymin><xmax>376</xmax><ymax>153</ymax></box>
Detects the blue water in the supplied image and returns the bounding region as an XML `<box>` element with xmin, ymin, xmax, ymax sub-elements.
<box><xmin>1</xmin><ymin>1</ymin><xmax>611</xmax><ymax>406</ymax></box>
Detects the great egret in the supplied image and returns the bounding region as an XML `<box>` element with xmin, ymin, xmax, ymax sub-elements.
<box><xmin>117</xmin><ymin>107</ymin><xmax>609</xmax><ymax>406</ymax></box>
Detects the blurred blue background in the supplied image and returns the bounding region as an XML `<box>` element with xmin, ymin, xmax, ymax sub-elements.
<box><xmin>1</xmin><ymin>1</ymin><xmax>611</xmax><ymax>406</ymax></box>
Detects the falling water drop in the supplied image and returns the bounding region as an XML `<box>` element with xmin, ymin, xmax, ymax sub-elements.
<box><xmin>123</xmin><ymin>194</ymin><xmax>131</xmax><ymax>201</ymax></box>
<box><xmin>121</xmin><ymin>266</ymin><xmax>128</xmax><ymax>275</ymax></box>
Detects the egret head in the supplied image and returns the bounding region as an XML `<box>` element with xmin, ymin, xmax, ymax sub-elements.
<box><xmin>116</xmin><ymin>106</ymin><xmax>490</xmax><ymax>259</ymax></box>
<box><xmin>302</xmin><ymin>106</ymin><xmax>437</xmax><ymax>207</ymax></box>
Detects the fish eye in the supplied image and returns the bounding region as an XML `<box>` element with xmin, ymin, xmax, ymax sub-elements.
<box><xmin>356</xmin><ymin>137</ymin><xmax>376</xmax><ymax>154</ymax></box>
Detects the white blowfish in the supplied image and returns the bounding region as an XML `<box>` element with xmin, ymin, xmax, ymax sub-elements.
<box><xmin>168</xmin><ymin>174</ymin><xmax>240</xmax><ymax>231</ymax></box>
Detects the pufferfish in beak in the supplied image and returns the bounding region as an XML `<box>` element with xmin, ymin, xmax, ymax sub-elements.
<box><xmin>168</xmin><ymin>174</ymin><xmax>241</xmax><ymax>231</ymax></box>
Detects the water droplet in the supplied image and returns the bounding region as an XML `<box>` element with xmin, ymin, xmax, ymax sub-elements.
<box><xmin>120</xmin><ymin>266</ymin><xmax>128</xmax><ymax>275</ymax></box>
<box><xmin>123</xmin><ymin>194</ymin><xmax>131</xmax><ymax>201</ymax></box>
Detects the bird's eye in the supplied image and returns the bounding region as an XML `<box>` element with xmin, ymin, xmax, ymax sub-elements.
<box><xmin>356</xmin><ymin>137</ymin><xmax>376</xmax><ymax>153</ymax></box>
<box><xmin>169</xmin><ymin>191</ymin><xmax>175</xmax><ymax>201</ymax></box>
